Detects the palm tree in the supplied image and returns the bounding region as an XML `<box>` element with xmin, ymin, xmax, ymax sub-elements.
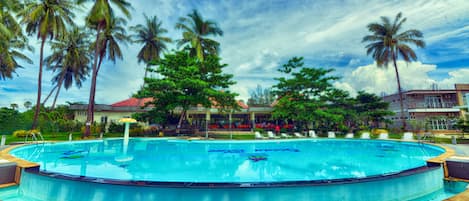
<box><xmin>24</xmin><ymin>101</ymin><xmax>32</xmax><ymax>110</ymax></box>
<box><xmin>362</xmin><ymin>12</ymin><xmax>425</xmax><ymax>130</ymax></box>
<box><xmin>175</xmin><ymin>9</ymin><xmax>223</xmax><ymax>61</ymax></box>
<box><xmin>0</xmin><ymin>0</ymin><xmax>32</xmax><ymax>80</ymax></box>
<box><xmin>130</xmin><ymin>14</ymin><xmax>171</xmax><ymax>86</ymax></box>
<box><xmin>44</xmin><ymin>27</ymin><xmax>91</xmax><ymax>110</ymax></box>
<box><xmin>19</xmin><ymin>0</ymin><xmax>77</xmax><ymax>129</ymax></box>
<box><xmin>82</xmin><ymin>0</ymin><xmax>131</xmax><ymax>137</ymax></box>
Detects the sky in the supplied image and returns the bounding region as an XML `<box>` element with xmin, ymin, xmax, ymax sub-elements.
<box><xmin>1</xmin><ymin>0</ymin><xmax>469</xmax><ymax>110</ymax></box>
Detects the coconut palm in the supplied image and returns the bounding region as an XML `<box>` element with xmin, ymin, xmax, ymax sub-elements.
<box><xmin>130</xmin><ymin>14</ymin><xmax>172</xmax><ymax>85</ymax></box>
<box><xmin>44</xmin><ymin>27</ymin><xmax>91</xmax><ymax>110</ymax></box>
<box><xmin>362</xmin><ymin>12</ymin><xmax>425</xmax><ymax>130</ymax></box>
<box><xmin>82</xmin><ymin>0</ymin><xmax>131</xmax><ymax>137</ymax></box>
<box><xmin>0</xmin><ymin>0</ymin><xmax>31</xmax><ymax>80</ymax></box>
<box><xmin>175</xmin><ymin>9</ymin><xmax>223</xmax><ymax>61</ymax></box>
<box><xmin>19</xmin><ymin>0</ymin><xmax>77</xmax><ymax>129</ymax></box>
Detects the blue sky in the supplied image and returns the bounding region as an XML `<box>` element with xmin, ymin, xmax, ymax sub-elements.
<box><xmin>1</xmin><ymin>0</ymin><xmax>469</xmax><ymax>109</ymax></box>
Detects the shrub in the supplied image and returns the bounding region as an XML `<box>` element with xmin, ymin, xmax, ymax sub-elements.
<box><xmin>372</xmin><ymin>128</ymin><xmax>388</xmax><ymax>135</ymax></box>
<box><xmin>253</xmin><ymin>128</ymin><xmax>264</xmax><ymax>133</ymax></box>
<box><xmin>13</xmin><ymin>129</ymin><xmax>41</xmax><ymax>137</ymax></box>
<box><xmin>80</xmin><ymin>124</ymin><xmax>102</xmax><ymax>134</ymax></box>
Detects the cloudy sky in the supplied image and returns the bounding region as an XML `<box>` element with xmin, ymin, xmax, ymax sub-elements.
<box><xmin>1</xmin><ymin>0</ymin><xmax>469</xmax><ymax>110</ymax></box>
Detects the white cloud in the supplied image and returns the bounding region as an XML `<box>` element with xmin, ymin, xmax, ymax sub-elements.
<box><xmin>335</xmin><ymin>61</ymin><xmax>469</xmax><ymax>97</ymax></box>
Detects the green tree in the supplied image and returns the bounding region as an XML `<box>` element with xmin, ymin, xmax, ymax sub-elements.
<box><xmin>0</xmin><ymin>107</ymin><xmax>28</xmax><ymax>134</ymax></box>
<box><xmin>454</xmin><ymin>118</ymin><xmax>469</xmax><ymax>139</ymax></box>
<box><xmin>82</xmin><ymin>0</ymin><xmax>132</xmax><ymax>137</ymax></box>
<box><xmin>44</xmin><ymin>27</ymin><xmax>91</xmax><ymax>110</ymax></box>
<box><xmin>19</xmin><ymin>0</ymin><xmax>77</xmax><ymax>129</ymax></box>
<box><xmin>362</xmin><ymin>12</ymin><xmax>425</xmax><ymax>130</ymax></box>
<box><xmin>0</xmin><ymin>0</ymin><xmax>32</xmax><ymax>80</ymax></box>
<box><xmin>141</xmin><ymin>50</ymin><xmax>238</xmax><ymax>132</ymax></box>
<box><xmin>272</xmin><ymin>57</ymin><xmax>341</xmax><ymax>132</ymax></box>
<box><xmin>354</xmin><ymin>91</ymin><xmax>394</xmax><ymax>129</ymax></box>
<box><xmin>175</xmin><ymin>9</ymin><xmax>223</xmax><ymax>61</ymax></box>
<box><xmin>131</xmin><ymin>14</ymin><xmax>172</xmax><ymax>87</ymax></box>
<box><xmin>24</xmin><ymin>101</ymin><xmax>32</xmax><ymax>110</ymax></box>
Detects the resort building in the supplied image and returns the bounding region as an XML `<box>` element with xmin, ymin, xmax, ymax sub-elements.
<box><xmin>382</xmin><ymin>84</ymin><xmax>469</xmax><ymax>132</ymax></box>
<box><xmin>70</xmin><ymin>98</ymin><xmax>275</xmax><ymax>132</ymax></box>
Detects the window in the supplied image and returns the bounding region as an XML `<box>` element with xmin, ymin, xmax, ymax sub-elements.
<box><xmin>425</xmin><ymin>96</ymin><xmax>443</xmax><ymax>108</ymax></box>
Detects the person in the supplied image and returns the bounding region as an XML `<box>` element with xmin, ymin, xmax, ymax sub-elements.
<box><xmin>275</xmin><ymin>125</ymin><xmax>281</xmax><ymax>134</ymax></box>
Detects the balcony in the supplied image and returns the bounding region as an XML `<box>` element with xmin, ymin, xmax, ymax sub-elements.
<box><xmin>407</xmin><ymin>102</ymin><xmax>460</xmax><ymax>113</ymax></box>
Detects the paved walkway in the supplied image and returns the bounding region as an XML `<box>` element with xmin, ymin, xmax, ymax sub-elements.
<box><xmin>443</xmin><ymin>144</ymin><xmax>469</xmax><ymax>157</ymax></box>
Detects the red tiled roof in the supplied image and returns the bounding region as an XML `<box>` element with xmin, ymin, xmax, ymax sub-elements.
<box><xmin>237</xmin><ymin>100</ymin><xmax>249</xmax><ymax>109</ymax></box>
<box><xmin>111</xmin><ymin>97</ymin><xmax>154</xmax><ymax>107</ymax></box>
<box><xmin>111</xmin><ymin>97</ymin><xmax>248</xmax><ymax>109</ymax></box>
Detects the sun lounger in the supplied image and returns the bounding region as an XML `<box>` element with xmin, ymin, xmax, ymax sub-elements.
<box><xmin>294</xmin><ymin>132</ymin><xmax>305</xmax><ymax>138</ymax></box>
<box><xmin>345</xmin><ymin>133</ymin><xmax>354</xmax><ymax>138</ymax></box>
<box><xmin>255</xmin><ymin>131</ymin><xmax>267</xmax><ymax>139</ymax></box>
<box><xmin>378</xmin><ymin>133</ymin><xmax>389</xmax><ymax>140</ymax></box>
<box><xmin>402</xmin><ymin>132</ymin><xmax>413</xmax><ymax>141</ymax></box>
<box><xmin>327</xmin><ymin>131</ymin><xmax>336</xmax><ymax>138</ymax></box>
<box><xmin>361</xmin><ymin>132</ymin><xmax>370</xmax><ymax>139</ymax></box>
<box><xmin>308</xmin><ymin>130</ymin><xmax>317</xmax><ymax>138</ymax></box>
<box><xmin>281</xmin><ymin>133</ymin><xmax>292</xmax><ymax>138</ymax></box>
<box><xmin>267</xmin><ymin>131</ymin><xmax>280</xmax><ymax>139</ymax></box>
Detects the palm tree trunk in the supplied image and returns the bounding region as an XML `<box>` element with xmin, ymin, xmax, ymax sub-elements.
<box><xmin>32</xmin><ymin>39</ymin><xmax>46</xmax><ymax>129</ymax></box>
<box><xmin>51</xmin><ymin>75</ymin><xmax>64</xmax><ymax>110</ymax></box>
<box><xmin>42</xmin><ymin>84</ymin><xmax>58</xmax><ymax>105</ymax></box>
<box><xmin>392</xmin><ymin>55</ymin><xmax>407</xmax><ymax>131</ymax></box>
<box><xmin>177</xmin><ymin>109</ymin><xmax>186</xmax><ymax>134</ymax></box>
<box><xmin>85</xmin><ymin>28</ymin><xmax>101</xmax><ymax>137</ymax></box>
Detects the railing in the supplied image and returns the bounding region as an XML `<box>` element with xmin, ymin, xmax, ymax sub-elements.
<box><xmin>407</xmin><ymin>102</ymin><xmax>457</xmax><ymax>109</ymax></box>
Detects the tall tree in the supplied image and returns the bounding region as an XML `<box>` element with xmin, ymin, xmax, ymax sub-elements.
<box><xmin>142</xmin><ymin>50</ymin><xmax>238</xmax><ymax>132</ymax></box>
<box><xmin>19</xmin><ymin>0</ymin><xmax>76</xmax><ymax>129</ymax></box>
<box><xmin>130</xmin><ymin>14</ymin><xmax>172</xmax><ymax>88</ymax></box>
<box><xmin>44</xmin><ymin>27</ymin><xmax>91</xmax><ymax>110</ymax></box>
<box><xmin>175</xmin><ymin>9</ymin><xmax>223</xmax><ymax>61</ymax></box>
<box><xmin>272</xmin><ymin>57</ymin><xmax>341</xmax><ymax>131</ymax></box>
<box><xmin>82</xmin><ymin>0</ymin><xmax>131</xmax><ymax>137</ymax></box>
<box><xmin>354</xmin><ymin>91</ymin><xmax>394</xmax><ymax>129</ymax></box>
<box><xmin>0</xmin><ymin>0</ymin><xmax>31</xmax><ymax>80</ymax></box>
<box><xmin>362</xmin><ymin>12</ymin><xmax>425</xmax><ymax>130</ymax></box>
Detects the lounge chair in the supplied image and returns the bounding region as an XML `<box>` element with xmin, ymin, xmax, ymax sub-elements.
<box><xmin>255</xmin><ymin>131</ymin><xmax>267</xmax><ymax>139</ymax></box>
<box><xmin>308</xmin><ymin>130</ymin><xmax>317</xmax><ymax>138</ymax></box>
<box><xmin>327</xmin><ymin>131</ymin><xmax>336</xmax><ymax>138</ymax></box>
<box><xmin>267</xmin><ymin>131</ymin><xmax>280</xmax><ymax>139</ymax></box>
<box><xmin>378</xmin><ymin>133</ymin><xmax>389</xmax><ymax>140</ymax></box>
<box><xmin>294</xmin><ymin>132</ymin><xmax>305</xmax><ymax>138</ymax></box>
<box><xmin>360</xmin><ymin>132</ymin><xmax>370</xmax><ymax>139</ymax></box>
<box><xmin>281</xmin><ymin>133</ymin><xmax>292</xmax><ymax>138</ymax></box>
<box><xmin>402</xmin><ymin>132</ymin><xmax>414</xmax><ymax>141</ymax></box>
<box><xmin>345</xmin><ymin>133</ymin><xmax>354</xmax><ymax>138</ymax></box>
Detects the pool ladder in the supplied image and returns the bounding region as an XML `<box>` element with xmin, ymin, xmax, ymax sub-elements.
<box><xmin>24</xmin><ymin>132</ymin><xmax>45</xmax><ymax>144</ymax></box>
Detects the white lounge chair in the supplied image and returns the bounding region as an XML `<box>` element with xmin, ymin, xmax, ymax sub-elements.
<box><xmin>345</xmin><ymin>133</ymin><xmax>354</xmax><ymax>138</ymax></box>
<box><xmin>327</xmin><ymin>131</ymin><xmax>336</xmax><ymax>138</ymax></box>
<box><xmin>308</xmin><ymin>130</ymin><xmax>317</xmax><ymax>138</ymax></box>
<box><xmin>402</xmin><ymin>132</ymin><xmax>414</xmax><ymax>141</ymax></box>
<box><xmin>294</xmin><ymin>132</ymin><xmax>305</xmax><ymax>138</ymax></box>
<box><xmin>281</xmin><ymin>133</ymin><xmax>292</xmax><ymax>138</ymax></box>
<box><xmin>255</xmin><ymin>131</ymin><xmax>267</xmax><ymax>139</ymax></box>
<box><xmin>378</xmin><ymin>133</ymin><xmax>389</xmax><ymax>140</ymax></box>
<box><xmin>267</xmin><ymin>131</ymin><xmax>280</xmax><ymax>139</ymax></box>
<box><xmin>360</xmin><ymin>132</ymin><xmax>370</xmax><ymax>139</ymax></box>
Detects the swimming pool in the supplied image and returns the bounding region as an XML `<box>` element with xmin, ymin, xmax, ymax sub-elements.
<box><xmin>5</xmin><ymin>138</ymin><xmax>450</xmax><ymax>200</ymax></box>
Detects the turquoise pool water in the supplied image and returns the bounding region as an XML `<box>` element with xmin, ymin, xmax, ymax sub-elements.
<box><xmin>9</xmin><ymin>138</ymin><xmax>444</xmax><ymax>183</ymax></box>
<box><xmin>2</xmin><ymin>138</ymin><xmax>455</xmax><ymax>201</ymax></box>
